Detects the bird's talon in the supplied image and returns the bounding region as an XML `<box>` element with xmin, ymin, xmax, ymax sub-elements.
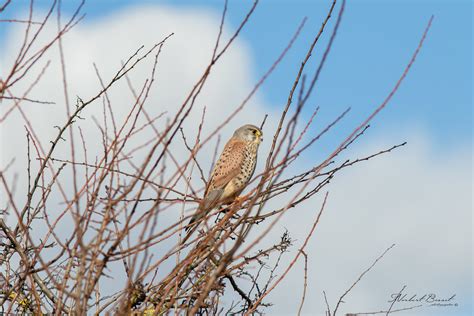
<box><xmin>234</xmin><ymin>193</ymin><xmax>251</xmax><ymax>205</ymax></box>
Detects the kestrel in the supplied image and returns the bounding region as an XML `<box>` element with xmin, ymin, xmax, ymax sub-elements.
<box><xmin>186</xmin><ymin>124</ymin><xmax>263</xmax><ymax>231</ymax></box>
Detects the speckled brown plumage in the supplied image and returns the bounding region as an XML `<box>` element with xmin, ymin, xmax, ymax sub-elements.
<box><xmin>186</xmin><ymin>124</ymin><xmax>263</xmax><ymax>231</ymax></box>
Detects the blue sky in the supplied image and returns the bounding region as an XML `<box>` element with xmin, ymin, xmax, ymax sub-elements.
<box><xmin>171</xmin><ymin>0</ymin><xmax>473</xmax><ymax>152</ymax></box>
<box><xmin>2</xmin><ymin>0</ymin><xmax>471</xmax><ymax>152</ymax></box>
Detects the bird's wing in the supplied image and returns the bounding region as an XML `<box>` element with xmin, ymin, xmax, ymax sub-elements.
<box><xmin>200</xmin><ymin>138</ymin><xmax>246</xmax><ymax>211</ymax></box>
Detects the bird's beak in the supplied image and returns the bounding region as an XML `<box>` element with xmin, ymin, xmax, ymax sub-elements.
<box><xmin>256</xmin><ymin>130</ymin><xmax>263</xmax><ymax>143</ymax></box>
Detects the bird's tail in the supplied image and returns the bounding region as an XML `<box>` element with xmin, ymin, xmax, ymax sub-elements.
<box><xmin>185</xmin><ymin>190</ymin><xmax>221</xmax><ymax>232</ymax></box>
<box><xmin>185</xmin><ymin>210</ymin><xmax>202</xmax><ymax>232</ymax></box>
<box><xmin>181</xmin><ymin>204</ymin><xmax>206</xmax><ymax>245</ymax></box>
<box><xmin>182</xmin><ymin>190</ymin><xmax>222</xmax><ymax>244</ymax></box>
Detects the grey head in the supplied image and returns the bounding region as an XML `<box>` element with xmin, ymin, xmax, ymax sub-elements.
<box><xmin>233</xmin><ymin>124</ymin><xmax>263</xmax><ymax>144</ymax></box>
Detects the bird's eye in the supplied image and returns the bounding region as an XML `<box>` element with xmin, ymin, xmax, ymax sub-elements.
<box><xmin>252</xmin><ymin>130</ymin><xmax>257</xmax><ymax>134</ymax></box>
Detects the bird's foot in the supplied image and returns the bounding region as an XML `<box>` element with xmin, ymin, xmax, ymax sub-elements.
<box><xmin>231</xmin><ymin>213</ymin><xmax>241</xmax><ymax>220</ymax></box>
<box><xmin>234</xmin><ymin>193</ymin><xmax>252</xmax><ymax>205</ymax></box>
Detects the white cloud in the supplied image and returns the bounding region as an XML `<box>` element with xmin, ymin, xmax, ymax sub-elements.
<box><xmin>1</xmin><ymin>5</ymin><xmax>471</xmax><ymax>315</ymax></box>
<box><xmin>1</xmin><ymin>2</ymin><xmax>279</xmax><ymax>307</ymax></box>
<box><xmin>265</xmin><ymin>133</ymin><xmax>472</xmax><ymax>315</ymax></box>
<box><xmin>0</xmin><ymin>4</ymin><xmax>277</xmax><ymax>216</ymax></box>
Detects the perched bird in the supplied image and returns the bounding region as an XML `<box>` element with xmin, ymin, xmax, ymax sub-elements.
<box><xmin>185</xmin><ymin>124</ymin><xmax>263</xmax><ymax>233</ymax></box>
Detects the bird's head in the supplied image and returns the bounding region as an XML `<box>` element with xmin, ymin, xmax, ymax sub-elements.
<box><xmin>234</xmin><ymin>124</ymin><xmax>263</xmax><ymax>144</ymax></box>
